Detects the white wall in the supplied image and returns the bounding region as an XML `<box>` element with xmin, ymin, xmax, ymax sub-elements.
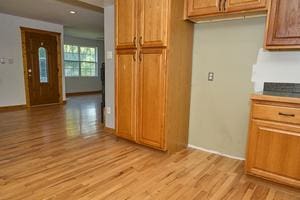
<box><xmin>104</xmin><ymin>5</ymin><xmax>115</xmax><ymax>128</ymax></box>
<box><xmin>252</xmin><ymin>49</ymin><xmax>300</xmax><ymax>92</ymax></box>
<box><xmin>64</xmin><ymin>36</ymin><xmax>104</xmax><ymax>94</ymax></box>
<box><xmin>0</xmin><ymin>13</ymin><xmax>65</xmax><ymax>107</ymax></box>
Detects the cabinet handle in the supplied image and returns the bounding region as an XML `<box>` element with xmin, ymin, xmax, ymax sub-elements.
<box><xmin>139</xmin><ymin>36</ymin><xmax>143</xmax><ymax>46</ymax></box>
<box><xmin>133</xmin><ymin>37</ymin><xmax>137</xmax><ymax>47</ymax></box>
<box><xmin>223</xmin><ymin>0</ymin><xmax>226</xmax><ymax>11</ymax></box>
<box><xmin>139</xmin><ymin>51</ymin><xmax>142</xmax><ymax>62</ymax></box>
<box><xmin>218</xmin><ymin>0</ymin><xmax>221</xmax><ymax>11</ymax></box>
<box><xmin>133</xmin><ymin>53</ymin><xmax>136</xmax><ymax>61</ymax></box>
<box><xmin>278</xmin><ymin>112</ymin><xmax>295</xmax><ymax>117</ymax></box>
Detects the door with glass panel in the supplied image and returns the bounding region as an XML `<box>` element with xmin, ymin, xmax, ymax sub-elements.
<box><xmin>25</xmin><ymin>32</ymin><xmax>60</xmax><ymax>106</ymax></box>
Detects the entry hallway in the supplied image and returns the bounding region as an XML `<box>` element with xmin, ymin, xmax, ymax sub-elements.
<box><xmin>0</xmin><ymin>95</ymin><xmax>299</xmax><ymax>200</ymax></box>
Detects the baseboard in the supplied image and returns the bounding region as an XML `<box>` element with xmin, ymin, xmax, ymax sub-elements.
<box><xmin>66</xmin><ymin>90</ymin><xmax>102</xmax><ymax>97</ymax></box>
<box><xmin>188</xmin><ymin>144</ymin><xmax>245</xmax><ymax>161</ymax></box>
<box><xmin>103</xmin><ymin>126</ymin><xmax>115</xmax><ymax>134</ymax></box>
<box><xmin>0</xmin><ymin>104</ymin><xmax>27</xmax><ymax>112</ymax></box>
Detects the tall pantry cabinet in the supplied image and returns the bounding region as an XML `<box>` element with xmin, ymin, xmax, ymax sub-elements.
<box><xmin>115</xmin><ymin>0</ymin><xmax>194</xmax><ymax>152</ymax></box>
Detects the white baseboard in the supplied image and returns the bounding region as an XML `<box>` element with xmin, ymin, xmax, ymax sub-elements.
<box><xmin>188</xmin><ymin>144</ymin><xmax>245</xmax><ymax>161</ymax></box>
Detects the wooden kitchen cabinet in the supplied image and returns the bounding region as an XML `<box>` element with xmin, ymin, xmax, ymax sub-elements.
<box><xmin>246</xmin><ymin>95</ymin><xmax>300</xmax><ymax>188</ymax></box>
<box><xmin>115</xmin><ymin>50</ymin><xmax>137</xmax><ymax>141</ymax></box>
<box><xmin>265</xmin><ymin>0</ymin><xmax>300</xmax><ymax>49</ymax></box>
<box><xmin>137</xmin><ymin>49</ymin><xmax>167</xmax><ymax>150</ymax></box>
<box><xmin>225</xmin><ymin>0</ymin><xmax>268</xmax><ymax>13</ymax></box>
<box><xmin>115</xmin><ymin>0</ymin><xmax>194</xmax><ymax>152</ymax></box>
<box><xmin>186</xmin><ymin>0</ymin><xmax>268</xmax><ymax>21</ymax></box>
<box><xmin>115</xmin><ymin>0</ymin><xmax>137</xmax><ymax>49</ymax></box>
<box><xmin>139</xmin><ymin>0</ymin><xmax>169</xmax><ymax>48</ymax></box>
<box><xmin>187</xmin><ymin>0</ymin><xmax>220</xmax><ymax>18</ymax></box>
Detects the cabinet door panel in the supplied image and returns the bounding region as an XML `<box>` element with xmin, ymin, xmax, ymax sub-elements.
<box><xmin>246</xmin><ymin>120</ymin><xmax>300</xmax><ymax>187</ymax></box>
<box><xmin>226</xmin><ymin>0</ymin><xmax>267</xmax><ymax>13</ymax></box>
<box><xmin>265</xmin><ymin>0</ymin><xmax>300</xmax><ymax>49</ymax></box>
<box><xmin>139</xmin><ymin>0</ymin><xmax>169</xmax><ymax>47</ymax></box>
<box><xmin>116</xmin><ymin>0</ymin><xmax>137</xmax><ymax>49</ymax></box>
<box><xmin>187</xmin><ymin>0</ymin><xmax>220</xmax><ymax>17</ymax></box>
<box><xmin>115</xmin><ymin>50</ymin><xmax>137</xmax><ymax>141</ymax></box>
<box><xmin>138</xmin><ymin>49</ymin><xmax>166</xmax><ymax>150</ymax></box>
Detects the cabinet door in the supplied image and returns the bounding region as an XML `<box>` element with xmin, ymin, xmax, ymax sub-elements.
<box><xmin>139</xmin><ymin>0</ymin><xmax>169</xmax><ymax>48</ymax></box>
<box><xmin>115</xmin><ymin>0</ymin><xmax>137</xmax><ymax>49</ymax></box>
<box><xmin>187</xmin><ymin>0</ymin><xmax>221</xmax><ymax>17</ymax></box>
<box><xmin>137</xmin><ymin>49</ymin><xmax>167</xmax><ymax>150</ymax></box>
<box><xmin>265</xmin><ymin>0</ymin><xmax>300</xmax><ymax>49</ymax></box>
<box><xmin>225</xmin><ymin>0</ymin><xmax>267</xmax><ymax>13</ymax></box>
<box><xmin>246</xmin><ymin>120</ymin><xmax>300</xmax><ymax>188</ymax></box>
<box><xmin>115</xmin><ymin>50</ymin><xmax>137</xmax><ymax>141</ymax></box>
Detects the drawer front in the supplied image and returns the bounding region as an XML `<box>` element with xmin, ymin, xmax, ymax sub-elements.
<box><xmin>253</xmin><ymin>104</ymin><xmax>300</xmax><ymax>125</ymax></box>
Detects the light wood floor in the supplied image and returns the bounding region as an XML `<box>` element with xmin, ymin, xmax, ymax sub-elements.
<box><xmin>0</xmin><ymin>95</ymin><xmax>299</xmax><ymax>200</ymax></box>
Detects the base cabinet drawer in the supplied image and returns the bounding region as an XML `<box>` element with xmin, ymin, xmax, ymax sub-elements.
<box><xmin>252</xmin><ymin>103</ymin><xmax>300</xmax><ymax>125</ymax></box>
<box><xmin>246</xmin><ymin>120</ymin><xmax>300</xmax><ymax>188</ymax></box>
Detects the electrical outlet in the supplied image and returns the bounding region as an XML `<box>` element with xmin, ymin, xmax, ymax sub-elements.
<box><xmin>208</xmin><ymin>72</ymin><xmax>214</xmax><ymax>81</ymax></box>
<box><xmin>106</xmin><ymin>107</ymin><xmax>111</xmax><ymax>114</ymax></box>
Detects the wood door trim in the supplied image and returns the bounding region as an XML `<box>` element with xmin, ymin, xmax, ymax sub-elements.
<box><xmin>20</xmin><ymin>27</ymin><xmax>63</xmax><ymax>107</ymax></box>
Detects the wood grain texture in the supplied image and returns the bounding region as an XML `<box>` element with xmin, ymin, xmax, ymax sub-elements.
<box><xmin>246</xmin><ymin>96</ymin><xmax>300</xmax><ymax>188</ymax></box>
<box><xmin>185</xmin><ymin>0</ymin><xmax>268</xmax><ymax>21</ymax></box>
<box><xmin>265</xmin><ymin>0</ymin><xmax>300</xmax><ymax>49</ymax></box>
<box><xmin>115</xmin><ymin>0</ymin><xmax>194</xmax><ymax>152</ymax></box>
<box><xmin>139</xmin><ymin>0</ymin><xmax>169</xmax><ymax>48</ymax></box>
<box><xmin>137</xmin><ymin>48</ymin><xmax>167</xmax><ymax>150</ymax></box>
<box><xmin>166</xmin><ymin>0</ymin><xmax>194</xmax><ymax>153</ymax></box>
<box><xmin>226</xmin><ymin>0</ymin><xmax>268</xmax><ymax>13</ymax></box>
<box><xmin>115</xmin><ymin>0</ymin><xmax>137</xmax><ymax>49</ymax></box>
<box><xmin>115</xmin><ymin>49</ymin><xmax>137</xmax><ymax>141</ymax></box>
<box><xmin>0</xmin><ymin>95</ymin><xmax>299</xmax><ymax>199</ymax></box>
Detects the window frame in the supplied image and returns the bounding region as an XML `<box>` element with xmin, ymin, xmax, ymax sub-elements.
<box><xmin>64</xmin><ymin>44</ymin><xmax>98</xmax><ymax>77</ymax></box>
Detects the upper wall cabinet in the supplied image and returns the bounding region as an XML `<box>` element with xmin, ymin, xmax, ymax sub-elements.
<box><xmin>116</xmin><ymin>0</ymin><xmax>137</xmax><ymax>49</ymax></box>
<box><xmin>265</xmin><ymin>0</ymin><xmax>300</xmax><ymax>50</ymax></box>
<box><xmin>186</xmin><ymin>0</ymin><xmax>268</xmax><ymax>21</ymax></box>
<box><xmin>226</xmin><ymin>0</ymin><xmax>268</xmax><ymax>13</ymax></box>
<box><xmin>187</xmin><ymin>0</ymin><xmax>220</xmax><ymax>18</ymax></box>
<box><xmin>139</xmin><ymin>0</ymin><xmax>169</xmax><ymax>48</ymax></box>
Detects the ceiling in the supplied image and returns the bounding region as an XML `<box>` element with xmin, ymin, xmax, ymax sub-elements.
<box><xmin>0</xmin><ymin>0</ymin><xmax>113</xmax><ymax>40</ymax></box>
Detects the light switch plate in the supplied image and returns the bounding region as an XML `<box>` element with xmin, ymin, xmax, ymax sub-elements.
<box><xmin>106</xmin><ymin>107</ymin><xmax>111</xmax><ymax>114</ymax></box>
<box><xmin>106</xmin><ymin>51</ymin><xmax>113</xmax><ymax>60</ymax></box>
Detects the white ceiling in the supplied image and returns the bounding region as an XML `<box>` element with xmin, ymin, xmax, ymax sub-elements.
<box><xmin>0</xmin><ymin>0</ymin><xmax>111</xmax><ymax>40</ymax></box>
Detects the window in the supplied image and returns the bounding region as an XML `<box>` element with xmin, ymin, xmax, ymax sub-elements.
<box><xmin>64</xmin><ymin>45</ymin><xmax>98</xmax><ymax>77</ymax></box>
<box><xmin>38</xmin><ymin>47</ymin><xmax>48</xmax><ymax>83</ymax></box>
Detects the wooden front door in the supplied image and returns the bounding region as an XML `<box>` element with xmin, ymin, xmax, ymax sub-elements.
<box><xmin>25</xmin><ymin>31</ymin><xmax>60</xmax><ymax>106</ymax></box>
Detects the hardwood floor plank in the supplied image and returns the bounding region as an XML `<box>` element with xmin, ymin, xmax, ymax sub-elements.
<box><xmin>0</xmin><ymin>95</ymin><xmax>299</xmax><ymax>200</ymax></box>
